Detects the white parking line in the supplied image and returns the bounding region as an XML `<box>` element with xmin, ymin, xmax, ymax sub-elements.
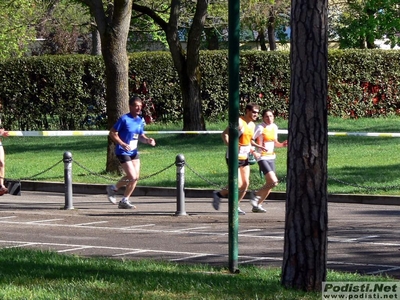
<box><xmin>58</xmin><ymin>246</ymin><xmax>92</xmax><ymax>253</ymax></box>
<box><xmin>239</xmin><ymin>255</ymin><xmax>283</xmax><ymax>264</ymax></box>
<box><xmin>27</xmin><ymin>219</ymin><xmax>64</xmax><ymax>224</ymax></box>
<box><xmin>328</xmin><ymin>237</ymin><xmax>400</xmax><ymax>246</ymax></box>
<box><xmin>170</xmin><ymin>254</ymin><xmax>212</xmax><ymax>261</ymax></box>
<box><xmin>170</xmin><ymin>226</ymin><xmax>211</xmax><ymax>232</ymax></box>
<box><xmin>239</xmin><ymin>229</ymin><xmax>262</xmax><ymax>233</ymax></box>
<box><xmin>3</xmin><ymin>242</ymin><xmax>38</xmax><ymax>249</ymax></box>
<box><xmin>0</xmin><ymin>220</ymin><xmax>398</xmax><ymax>248</ymax></box>
<box><xmin>123</xmin><ymin>224</ymin><xmax>156</xmax><ymax>229</ymax></box>
<box><xmin>112</xmin><ymin>250</ymin><xmax>148</xmax><ymax>257</ymax></box>
<box><xmin>345</xmin><ymin>235</ymin><xmax>379</xmax><ymax>242</ymax></box>
<box><xmin>367</xmin><ymin>266</ymin><xmax>400</xmax><ymax>275</ymax></box>
<box><xmin>1</xmin><ymin>239</ymin><xmax>399</xmax><ymax>274</ymax></box>
<box><xmin>74</xmin><ymin>221</ymin><xmax>109</xmax><ymax>226</ymax></box>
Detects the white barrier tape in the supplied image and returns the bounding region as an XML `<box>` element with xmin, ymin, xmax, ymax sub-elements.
<box><xmin>280</xmin><ymin>130</ymin><xmax>400</xmax><ymax>137</ymax></box>
<box><xmin>8</xmin><ymin>131</ymin><xmax>109</xmax><ymax>137</ymax></box>
<box><xmin>7</xmin><ymin>130</ymin><xmax>400</xmax><ymax>137</ymax></box>
<box><xmin>328</xmin><ymin>132</ymin><xmax>400</xmax><ymax>137</ymax></box>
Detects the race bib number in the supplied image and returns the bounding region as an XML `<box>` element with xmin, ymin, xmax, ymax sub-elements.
<box><xmin>239</xmin><ymin>145</ymin><xmax>251</xmax><ymax>156</ymax></box>
<box><xmin>129</xmin><ymin>134</ymin><xmax>139</xmax><ymax>150</ymax></box>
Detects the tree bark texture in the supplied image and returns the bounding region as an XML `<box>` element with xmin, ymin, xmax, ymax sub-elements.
<box><xmin>257</xmin><ymin>31</ymin><xmax>268</xmax><ymax>51</ymax></box>
<box><xmin>281</xmin><ymin>0</ymin><xmax>328</xmax><ymax>292</ymax></box>
<box><xmin>83</xmin><ymin>0</ymin><xmax>132</xmax><ymax>173</ymax></box>
<box><xmin>267</xmin><ymin>10</ymin><xmax>276</xmax><ymax>51</ymax></box>
<box><xmin>167</xmin><ymin>0</ymin><xmax>207</xmax><ymax>131</ymax></box>
<box><xmin>132</xmin><ymin>0</ymin><xmax>207</xmax><ymax>131</ymax></box>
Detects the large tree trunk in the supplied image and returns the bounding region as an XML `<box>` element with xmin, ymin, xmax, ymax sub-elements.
<box><xmin>267</xmin><ymin>10</ymin><xmax>276</xmax><ymax>51</ymax></box>
<box><xmin>204</xmin><ymin>27</ymin><xmax>219</xmax><ymax>50</ymax></box>
<box><xmin>84</xmin><ymin>0</ymin><xmax>133</xmax><ymax>173</ymax></box>
<box><xmin>257</xmin><ymin>31</ymin><xmax>268</xmax><ymax>51</ymax></box>
<box><xmin>90</xmin><ymin>16</ymin><xmax>102</xmax><ymax>55</ymax></box>
<box><xmin>281</xmin><ymin>0</ymin><xmax>328</xmax><ymax>292</ymax></box>
<box><xmin>166</xmin><ymin>0</ymin><xmax>207</xmax><ymax>131</ymax></box>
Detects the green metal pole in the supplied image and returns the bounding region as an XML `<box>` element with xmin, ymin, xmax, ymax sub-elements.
<box><xmin>228</xmin><ymin>0</ymin><xmax>240</xmax><ymax>274</ymax></box>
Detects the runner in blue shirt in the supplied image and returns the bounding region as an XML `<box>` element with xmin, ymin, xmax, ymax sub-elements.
<box><xmin>106</xmin><ymin>96</ymin><xmax>156</xmax><ymax>209</ymax></box>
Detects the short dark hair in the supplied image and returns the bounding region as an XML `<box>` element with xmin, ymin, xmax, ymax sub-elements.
<box><xmin>245</xmin><ymin>102</ymin><xmax>259</xmax><ymax>112</ymax></box>
<box><xmin>129</xmin><ymin>95</ymin><xmax>142</xmax><ymax>106</ymax></box>
<box><xmin>262</xmin><ymin>109</ymin><xmax>273</xmax><ymax>117</ymax></box>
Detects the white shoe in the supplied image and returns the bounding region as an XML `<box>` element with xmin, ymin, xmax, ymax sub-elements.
<box><xmin>238</xmin><ymin>207</ymin><xmax>246</xmax><ymax>215</ymax></box>
<box><xmin>250</xmin><ymin>191</ymin><xmax>260</xmax><ymax>208</ymax></box>
<box><xmin>118</xmin><ymin>200</ymin><xmax>136</xmax><ymax>209</ymax></box>
<box><xmin>106</xmin><ymin>185</ymin><xmax>117</xmax><ymax>204</ymax></box>
<box><xmin>252</xmin><ymin>205</ymin><xmax>267</xmax><ymax>213</ymax></box>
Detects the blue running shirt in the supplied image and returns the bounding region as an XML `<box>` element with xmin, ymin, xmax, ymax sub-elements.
<box><xmin>113</xmin><ymin>113</ymin><xmax>145</xmax><ymax>156</ymax></box>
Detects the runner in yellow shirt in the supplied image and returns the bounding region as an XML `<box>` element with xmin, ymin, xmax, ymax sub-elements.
<box><xmin>212</xmin><ymin>103</ymin><xmax>264</xmax><ymax>215</ymax></box>
<box><xmin>250</xmin><ymin>110</ymin><xmax>287</xmax><ymax>212</ymax></box>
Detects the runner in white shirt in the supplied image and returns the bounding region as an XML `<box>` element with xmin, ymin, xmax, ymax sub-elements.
<box><xmin>250</xmin><ymin>110</ymin><xmax>287</xmax><ymax>212</ymax></box>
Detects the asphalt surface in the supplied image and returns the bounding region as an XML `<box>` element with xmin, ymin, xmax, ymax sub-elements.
<box><xmin>0</xmin><ymin>185</ymin><xmax>399</xmax><ymax>279</ymax></box>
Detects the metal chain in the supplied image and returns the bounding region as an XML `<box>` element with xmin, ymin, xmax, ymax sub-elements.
<box><xmin>72</xmin><ymin>160</ymin><xmax>117</xmax><ymax>181</ymax></box>
<box><xmin>140</xmin><ymin>162</ymin><xmax>175</xmax><ymax>180</ymax></box>
<box><xmin>328</xmin><ymin>176</ymin><xmax>400</xmax><ymax>192</ymax></box>
<box><xmin>17</xmin><ymin>159</ymin><xmax>64</xmax><ymax>181</ymax></box>
<box><xmin>185</xmin><ymin>162</ymin><xmax>287</xmax><ymax>194</ymax></box>
<box><xmin>3</xmin><ymin>155</ymin><xmax>400</xmax><ymax>193</ymax></box>
<box><xmin>72</xmin><ymin>159</ymin><xmax>175</xmax><ymax>182</ymax></box>
<box><xmin>185</xmin><ymin>162</ymin><xmax>226</xmax><ymax>189</ymax></box>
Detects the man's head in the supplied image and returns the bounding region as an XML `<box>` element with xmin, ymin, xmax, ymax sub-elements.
<box><xmin>244</xmin><ymin>103</ymin><xmax>260</xmax><ymax>121</ymax></box>
<box><xmin>129</xmin><ymin>95</ymin><xmax>143</xmax><ymax>117</ymax></box>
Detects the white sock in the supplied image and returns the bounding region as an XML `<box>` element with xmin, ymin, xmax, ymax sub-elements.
<box><xmin>121</xmin><ymin>197</ymin><xmax>129</xmax><ymax>203</ymax></box>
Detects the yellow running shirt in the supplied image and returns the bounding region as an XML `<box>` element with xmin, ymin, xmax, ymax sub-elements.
<box><xmin>238</xmin><ymin>117</ymin><xmax>255</xmax><ymax>160</ymax></box>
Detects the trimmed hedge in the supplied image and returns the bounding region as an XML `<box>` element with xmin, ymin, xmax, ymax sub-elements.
<box><xmin>0</xmin><ymin>50</ymin><xmax>399</xmax><ymax>130</ymax></box>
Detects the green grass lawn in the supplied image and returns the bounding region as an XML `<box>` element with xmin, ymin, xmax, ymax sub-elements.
<box><xmin>0</xmin><ymin>248</ymin><xmax>395</xmax><ymax>300</ymax></box>
<box><xmin>4</xmin><ymin>116</ymin><xmax>400</xmax><ymax>195</ymax></box>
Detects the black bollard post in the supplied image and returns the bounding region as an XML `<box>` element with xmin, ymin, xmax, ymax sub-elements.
<box><xmin>63</xmin><ymin>151</ymin><xmax>74</xmax><ymax>210</ymax></box>
<box><xmin>175</xmin><ymin>154</ymin><xmax>187</xmax><ymax>216</ymax></box>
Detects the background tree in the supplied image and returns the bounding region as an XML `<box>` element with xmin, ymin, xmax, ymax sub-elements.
<box><xmin>241</xmin><ymin>0</ymin><xmax>290</xmax><ymax>50</ymax></box>
<box><xmin>77</xmin><ymin>0</ymin><xmax>133</xmax><ymax>173</ymax></box>
<box><xmin>34</xmin><ymin>0</ymin><xmax>92</xmax><ymax>55</ymax></box>
<box><xmin>281</xmin><ymin>0</ymin><xmax>328</xmax><ymax>291</ymax></box>
<box><xmin>334</xmin><ymin>0</ymin><xmax>400</xmax><ymax>49</ymax></box>
<box><xmin>132</xmin><ymin>0</ymin><xmax>209</xmax><ymax>130</ymax></box>
<box><xmin>0</xmin><ymin>0</ymin><xmax>38</xmax><ymax>59</ymax></box>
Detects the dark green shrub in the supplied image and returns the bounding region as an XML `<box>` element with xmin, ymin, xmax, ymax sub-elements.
<box><xmin>0</xmin><ymin>50</ymin><xmax>399</xmax><ymax>130</ymax></box>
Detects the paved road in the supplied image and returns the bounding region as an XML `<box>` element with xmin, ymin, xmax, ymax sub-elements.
<box><xmin>0</xmin><ymin>190</ymin><xmax>399</xmax><ymax>279</ymax></box>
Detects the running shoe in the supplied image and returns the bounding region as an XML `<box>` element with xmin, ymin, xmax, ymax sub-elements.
<box><xmin>212</xmin><ymin>191</ymin><xmax>221</xmax><ymax>210</ymax></box>
<box><xmin>250</xmin><ymin>192</ymin><xmax>260</xmax><ymax>208</ymax></box>
<box><xmin>252</xmin><ymin>205</ymin><xmax>267</xmax><ymax>213</ymax></box>
<box><xmin>118</xmin><ymin>200</ymin><xmax>136</xmax><ymax>209</ymax></box>
<box><xmin>238</xmin><ymin>207</ymin><xmax>246</xmax><ymax>215</ymax></box>
<box><xmin>106</xmin><ymin>185</ymin><xmax>117</xmax><ymax>204</ymax></box>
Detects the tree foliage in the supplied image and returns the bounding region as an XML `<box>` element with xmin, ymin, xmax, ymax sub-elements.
<box><xmin>334</xmin><ymin>0</ymin><xmax>400</xmax><ymax>49</ymax></box>
<box><xmin>132</xmin><ymin>0</ymin><xmax>208</xmax><ymax>130</ymax></box>
<box><xmin>34</xmin><ymin>0</ymin><xmax>92</xmax><ymax>55</ymax></box>
<box><xmin>0</xmin><ymin>0</ymin><xmax>39</xmax><ymax>59</ymax></box>
<box><xmin>240</xmin><ymin>0</ymin><xmax>291</xmax><ymax>50</ymax></box>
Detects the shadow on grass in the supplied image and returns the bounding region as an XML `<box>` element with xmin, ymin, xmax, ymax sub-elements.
<box><xmin>328</xmin><ymin>163</ymin><xmax>400</xmax><ymax>193</ymax></box>
<box><xmin>0</xmin><ymin>248</ymin><xmax>314</xmax><ymax>300</ymax></box>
